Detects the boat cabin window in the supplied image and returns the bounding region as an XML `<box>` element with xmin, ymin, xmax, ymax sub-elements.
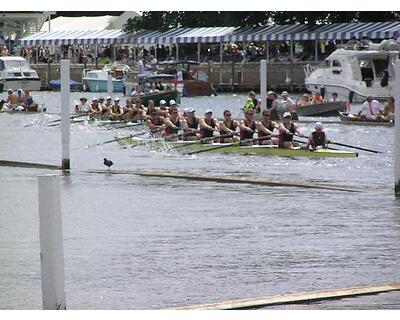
<box><xmin>23</xmin><ymin>72</ymin><xmax>32</xmax><ymax>77</ymax></box>
<box><xmin>372</xmin><ymin>59</ymin><xmax>388</xmax><ymax>78</ymax></box>
<box><xmin>332</xmin><ymin>60</ymin><xmax>341</xmax><ymax>67</ymax></box>
<box><xmin>12</xmin><ymin>72</ymin><xmax>23</xmax><ymax>77</ymax></box>
<box><xmin>87</xmin><ymin>73</ymin><xmax>98</xmax><ymax>79</ymax></box>
<box><xmin>359</xmin><ymin>59</ymin><xmax>374</xmax><ymax>81</ymax></box>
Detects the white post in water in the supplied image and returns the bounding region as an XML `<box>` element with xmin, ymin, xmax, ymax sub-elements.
<box><xmin>60</xmin><ymin>60</ymin><xmax>70</xmax><ymax>171</ymax></box>
<box><xmin>107</xmin><ymin>73</ymin><xmax>113</xmax><ymax>97</ymax></box>
<box><xmin>38</xmin><ymin>175</ymin><xmax>66</xmax><ymax>310</ymax></box>
<box><xmin>260</xmin><ymin>60</ymin><xmax>267</xmax><ymax>112</ymax></box>
<box><xmin>394</xmin><ymin>62</ymin><xmax>400</xmax><ymax>196</ymax></box>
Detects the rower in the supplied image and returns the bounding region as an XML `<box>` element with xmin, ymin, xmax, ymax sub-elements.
<box><xmin>164</xmin><ymin>106</ymin><xmax>183</xmax><ymax>141</ymax></box>
<box><xmin>146</xmin><ymin>108</ymin><xmax>165</xmax><ymax>136</ymax></box>
<box><xmin>278</xmin><ymin>112</ymin><xmax>305</xmax><ymax>149</ymax></box>
<box><xmin>109</xmin><ymin>97</ymin><xmax>123</xmax><ymax>120</ymax></box>
<box><xmin>158</xmin><ymin>99</ymin><xmax>169</xmax><ymax>118</ymax></box>
<box><xmin>199</xmin><ymin>109</ymin><xmax>219</xmax><ymax>143</ymax></box>
<box><xmin>183</xmin><ymin>108</ymin><xmax>199</xmax><ymax>141</ymax></box>
<box><xmin>357</xmin><ymin>96</ymin><xmax>383</xmax><ymax>120</ymax></box>
<box><xmin>132</xmin><ymin>98</ymin><xmax>147</xmax><ymax>122</ymax></box>
<box><xmin>239</xmin><ymin>108</ymin><xmax>257</xmax><ymax>145</ymax></box>
<box><xmin>120</xmin><ymin>97</ymin><xmax>134</xmax><ymax>120</ymax></box>
<box><xmin>257</xmin><ymin>109</ymin><xmax>279</xmax><ymax>145</ymax></box>
<box><xmin>89</xmin><ymin>97</ymin><xmax>101</xmax><ymax>118</ymax></box>
<box><xmin>305</xmin><ymin>122</ymin><xmax>329</xmax><ymax>150</ymax></box>
<box><xmin>218</xmin><ymin>109</ymin><xmax>239</xmax><ymax>143</ymax></box>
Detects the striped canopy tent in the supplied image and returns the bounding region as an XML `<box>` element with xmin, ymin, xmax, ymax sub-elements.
<box><xmin>18</xmin><ymin>29</ymin><xmax>125</xmax><ymax>46</ymax></box>
<box><xmin>119</xmin><ymin>28</ymin><xmax>191</xmax><ymax>45</ymax></box>
<box><xmin>174</xmin><ymin>27</ymin><xmax>236</xmax><ymax>43</ymax></box>
<box><xmin>292</xmin><ymin>22</ymin><xmax>400</xmax><ymax>41</ymax></box>
<box><xmin>223</xmin><ymin>24</ymin><xmax>309</xmax><ymax>42</ymax></box>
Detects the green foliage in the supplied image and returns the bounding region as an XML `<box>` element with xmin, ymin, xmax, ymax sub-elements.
<box><xmin>123</xmin><ymin>11</ymin><xmax>400</xmax><ymax>33</ymax></box>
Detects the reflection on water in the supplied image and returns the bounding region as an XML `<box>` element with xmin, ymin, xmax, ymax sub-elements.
<box><xmin>1</xmin><ymin>92</ymin><xmax>400</xmax><ymax>309</ymax></box>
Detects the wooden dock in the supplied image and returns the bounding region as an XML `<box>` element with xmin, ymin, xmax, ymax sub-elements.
<box><xmin>173</xmin><ymin>282</ymin><xmax>400</xmax><ymax>310</ymax></box>
<box><xmin>0</xmin><ymin>160</ymin><xmax>60</xmax><ymax>170</ymax></box>
<box><xmin>133</xmin><ymin>170</ymin><xmax>362</xmax><ymax>193</ymax></box>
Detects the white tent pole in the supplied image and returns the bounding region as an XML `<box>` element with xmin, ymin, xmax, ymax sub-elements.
<box><xmin>260</xmin><ymin>60</ymin><xmax>267</xmax><ymax>111</ymax></box>
<box><xmin>60</xmin><ymin>59</ymin><xmax>70</xmax><ymax>171</ymax></box>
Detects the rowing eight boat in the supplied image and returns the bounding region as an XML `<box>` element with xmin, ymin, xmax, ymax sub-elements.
<box><xmin>117</xmin><ymin>137</ymin><xmax>358</xmax><ymax>158</ymax></box>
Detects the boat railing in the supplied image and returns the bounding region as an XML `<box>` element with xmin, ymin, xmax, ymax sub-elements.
<box><xmin>304</xmin><ymin>64</ymin><xmax>317</xmax><ymax>78</ymax></box>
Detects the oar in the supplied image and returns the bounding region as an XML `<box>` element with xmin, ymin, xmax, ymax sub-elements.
<box><xmin>185</xmin><ymin>135</ymin><xmax>272</xmax><ymax>155</ymax></box>
<box><xmin>328</xmin><ymin>140</ymin><xmax>382</xmax><ymax>153</ymax></box>
<box><xmin>170</xmin><ymin>132</ymin><xmax>239</xmax><ymax>150</ymax></box>
<box><xmin>47</xmin><ymin>113</ymin><xmax>88</xmax><ymax>124</ymax></box>
<box><xmin>106</xmin><ymin>121</ymin><xmax>146</xmax><ymax>130</ymax></box>
<box><xmin>85</xmin><ymin>131</ymin><xmax>151</xmax><ymax>148</ymax></box>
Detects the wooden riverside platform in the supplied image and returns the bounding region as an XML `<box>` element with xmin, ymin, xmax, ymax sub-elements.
<box><xmin>173</xmin><ymin>282</ymin><xmax>400</xmax><ymax>310</ymax></box>
<box><xmin>84</xmin><ymin>169</ymin><xmax>363</xmax><ymax>193</ymax></box>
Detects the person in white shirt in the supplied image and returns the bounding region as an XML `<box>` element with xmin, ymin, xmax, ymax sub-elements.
<box><xmin>75</xmin><ymin>97</ymin><xmax>90</xmax><ymax>113</ymax></box>
<box><xmin>278</xmin><ymin>91</ymin><xmax>297</xmax><ymax>120</ymax></box>
<box><xmin>358</xmin><ymin>96</ymin><xmax>383</xmax><ymax>120</ymax></box>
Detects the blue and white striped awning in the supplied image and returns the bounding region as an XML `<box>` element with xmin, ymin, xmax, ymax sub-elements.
<box><xmin>224</xmin><ymin>24</ymin><xmax>309</xmax><ymax>42</ymax></box>
<box><xmin>175</xmin><ymin>27</ymin><xmax>236</xmax><ymax>43</ymax></box>
<box><xmin>18</xmin><ymin>29</ymin><xmax>125</xmax><ymax>46</ymax></box>
<box><xmin>119</xmin><ymin>28</ymin><xmax>192</xmax><ymax>45</ymax></box>
<box><xmin>292</xmin><ymin>22</ymin><xmax>400</xmax><ymax>40</ymax></box>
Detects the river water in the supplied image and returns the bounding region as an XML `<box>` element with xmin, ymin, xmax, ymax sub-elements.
<box><xmin>0</xmin><ymin>91</ymin><xmax>400</xmax><ymax>310</ymax></box>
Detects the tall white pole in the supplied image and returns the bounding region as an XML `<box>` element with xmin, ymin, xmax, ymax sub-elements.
<box><xmin>60</xmin><ymin>60</ymin><xmax>70</xmax><ymax>171</ymax></box>
<box><xmin>38</xmin><ymin>175</ymin><xmax>66</xmax><ymax>310</ymax></box>
<box><xmin>107</xmin><ymin>73</ymin><xmax>113</xmax><ymax>97</ymax></box>
<box><xmin>394</xmin><ymin>61</ymin><xmax>400</xmax><ymax>196</ymax></box>
<box><xmin>198</xmin><ymin>41</ymin><xmax>201</xmax><ymax>63</ymax></box>
<box><xmin>260</xmin><ymin>60</ymin><xmax>267</xmax><ymax>112</ymax></box>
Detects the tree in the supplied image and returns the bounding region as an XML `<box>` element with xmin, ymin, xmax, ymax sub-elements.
<box><xmin>123</xmin><ymin>11</ymin><xmax>400</xmax><ymax>33</ymax></box>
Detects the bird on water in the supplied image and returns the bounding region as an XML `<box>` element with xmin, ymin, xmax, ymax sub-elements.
<box><xmin>104</xmin><ymin>158</ymin><xmax>113</xmax><ymax>171</ymax></box>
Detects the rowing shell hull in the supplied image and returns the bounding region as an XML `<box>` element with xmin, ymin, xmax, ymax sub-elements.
<box><xmin>339</xmin><ymin>111</ymin><xmax>394</xmax><ymax>126</ymax></box>
<box><xmin>118</xmin><ymin>138</ymin><xmax>358</xmax><ymax>158</ymax></box>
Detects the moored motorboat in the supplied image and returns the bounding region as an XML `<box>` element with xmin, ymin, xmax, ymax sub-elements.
<box><xmin>339</xmin><ymin>111</ymin><xmax>393</xmax><ymax>126</ymax></box>
<box><xmin>0</xmin><ymin>56</ymin><xmax>41</xmax><ymax>91</ymax></box>
<box><xmin>117</xmin><ymin>137</ymin><xmax>358</xmax><ymax>158</ymax></box>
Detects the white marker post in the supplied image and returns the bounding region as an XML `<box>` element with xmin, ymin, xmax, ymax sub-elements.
<box><xmin>38</xmin><ymin>175</ymin><xmax>66</xmax><ymax>310</ymax></box>
<box><xmin>60</xmin><ymin>60</ymin><xmax>70</xmax><ymax>171</ymax></box>
<box><xmin>394</xmin><ymin>62</ymin><xmax>400</xmax><ymax>196</ymax></box>
<box><xmin>260</xmin><ymin>60</ymin><xmax>267</xmax><ymax>112</ymax></box>
<box><xmin>107</xmin><ymin>73</ymin><xmax>113</xmax><ymax>97</ymax></box>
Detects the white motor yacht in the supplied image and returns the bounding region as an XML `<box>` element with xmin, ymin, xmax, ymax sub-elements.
<box><xmin>304</xmin><ymin>39</ymin><xmax>399</xmax><ymax>102</ymax></box>
<box><xmin>0</xmin><ymin>56</ymin><xmax>41</xmax><ymax>91</ymax></box>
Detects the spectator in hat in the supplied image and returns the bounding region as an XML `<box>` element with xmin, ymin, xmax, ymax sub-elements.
<box><xmin>75</xmin><ymin>97</ymin><xmax>90</xmax><ymax>113</ymax></box>
<box><xmin>266</xmin><ymin>91</ymin><xmax>279</xmax><ymax>121</ymax></box>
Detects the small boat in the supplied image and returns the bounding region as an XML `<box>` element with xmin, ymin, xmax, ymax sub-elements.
<box><xmin>82</xmin><ymin>64</ymin><xmax>130</xmax><ymax>93</ymax></box>
<box><xmin>156</xmin><ymin>60</ymin><xmax>214</xmax><ymax>97</ymax></box>
<box><xmin>117</xmin><ymin>137</ymin><xmax>358</xmax><ymax>158</ymax></box>
<box><xmin>339</xmin><ymin>111</ymin><xmax>393</xmax><ymax>126</ymax></box>
<box><xmin>0</xmin><ymin>56</ymin><xmax>41</xmax><ymax>91</ymax></box>
<box><xmin>124</xmin><ymin>72</ymin><xmax>180</xmax><ymax>106</ymax></box>
<box><xmin>49</xmin><ymin>79</ymin><xmax>82</xmax><ymax>91</ymax></box>
<box><xmin>296</xmin><ymin>101</ymin><xmax>345</xmax><ymax>117</ymax></box>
